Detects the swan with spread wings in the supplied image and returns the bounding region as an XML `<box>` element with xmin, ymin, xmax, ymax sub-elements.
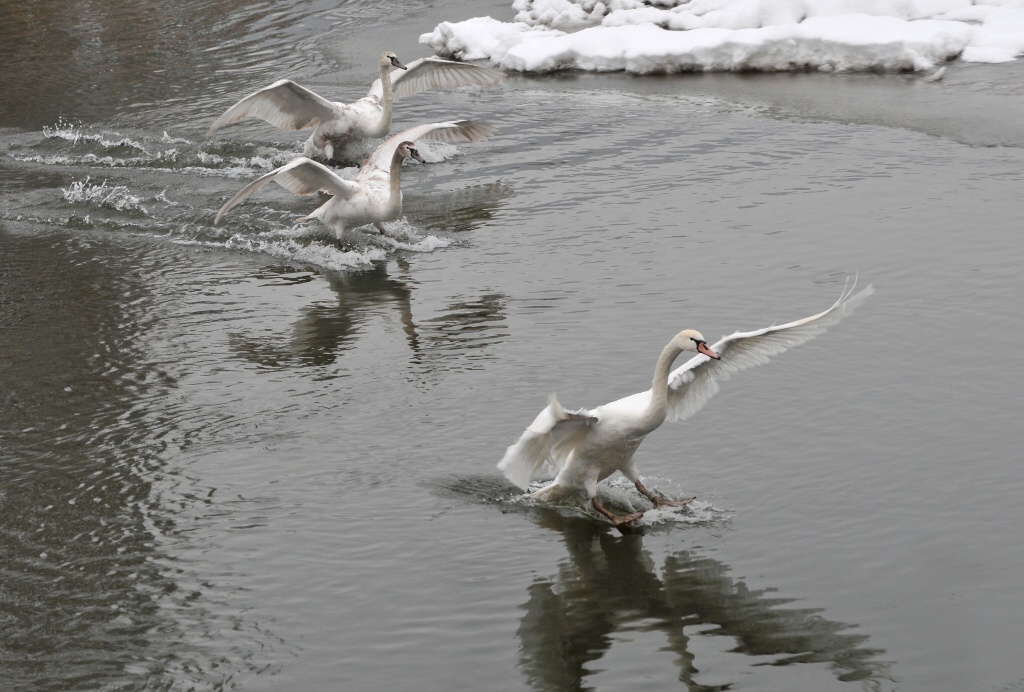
<box><xmin>214</xmin><ymin>120</ymin><xmax>496</xmax><ymax>238</ymax></box>
<box><xmin>498</xmin><ymin>282</ymin><xmax>873</xmax><ymax>525</ymax></box>
<box><xmin>209</xmin><ymin>52</ymin><xmax>504</xmax><ymax>161</ymax></box>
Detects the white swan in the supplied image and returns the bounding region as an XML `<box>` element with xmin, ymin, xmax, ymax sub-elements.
<box><xmin>499</xmin><ymin>282</ymin><xmax>873</xmax><ymax>525</ymax></box>
<box><xmin>208</xmin><ymin>52</ymin><xmax>505</xmax><ymax>161</ymax></box>
<box><xmin>214</xmin><ymin>120</ymin><xmax>497</xmax><ymax>239</ymax></box>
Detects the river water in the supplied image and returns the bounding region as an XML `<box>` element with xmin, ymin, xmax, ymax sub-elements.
<box><xmin>2</xmin><ymin>1</ymin><xmax>1023</xmax><ymax>690</ymax></box>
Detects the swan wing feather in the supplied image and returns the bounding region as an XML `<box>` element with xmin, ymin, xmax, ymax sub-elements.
<box><xmin>214</xmin><ymin>157</ymin><xmax>358</xmax><ymax>224</ymax></box>
<box><xmin>498</xmin><ymin>394</ymin><xmax>597</xmax><ymax>490</ymax></box>
<box><xmin>666</xmin><ymin>281</ymin><xmax>874</xmax><ymax>422</ymax></box>
<box><xmin>209</xmin><ymin>79</ymin><xmax>339</xmax><ymax>133</ymax></box>
<box><xmin>357</xmin><ymin>120</ymin><xmax>497</xmax><ymax>180</ymax></box>
<box><xmin>367</xmin><ymin>57</ymin><xmax>505</xmax><ymax>100</ymax></box>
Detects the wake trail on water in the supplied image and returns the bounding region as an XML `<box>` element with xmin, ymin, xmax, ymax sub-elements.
<box><xmin>5</xmin><ymin>120</ymin><xmax>462</xmax><ymax>270</ymax></box>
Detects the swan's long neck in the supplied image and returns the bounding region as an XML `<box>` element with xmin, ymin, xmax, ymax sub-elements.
<box><xmin>388</xmin><ymin>150</ymin><xmax>406</xmax><ymax>202</ymax></box>
<box><xmin>378</xmin><ymin>58</ymin><xmax>395</xmax><ymax>124</ymax></box>
<box><xmin>641</xmin><ymin>341</ymin><xmax>684</xmax><ymax>429</ymax></box>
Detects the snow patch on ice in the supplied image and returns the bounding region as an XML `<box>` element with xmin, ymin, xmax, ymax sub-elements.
<box><xmin>421</xmin><ymin>0</ymin><xmax>1024</xmax><ymax>73</ymax></box>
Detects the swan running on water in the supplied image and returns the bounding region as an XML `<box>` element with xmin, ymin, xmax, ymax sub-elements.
<box><xmin>208</xmin><ymin>52</ymin><xmax>505</xmax><ymax>161</ymax></box>
<box><xmin>499</xmin><ymin>282</ymin><xmax>873</xmax><ymax>525</ymax></box>
<box><xmin>214</xmin><ymin>120</ymin><xmax>496</xmax><ymax>239</ymax></box>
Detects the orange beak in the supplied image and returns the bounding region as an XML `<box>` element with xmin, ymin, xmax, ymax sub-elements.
<box><xmin>697</xmin><ymin>342</ymin><xmax>720</xmax><ymax>360</ymax></box>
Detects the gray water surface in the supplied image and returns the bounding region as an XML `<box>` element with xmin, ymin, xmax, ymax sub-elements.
<box><xmin>2</xmin><ymin>1</ymin><xmax>1023</xmax><ymax>690</ymax></box>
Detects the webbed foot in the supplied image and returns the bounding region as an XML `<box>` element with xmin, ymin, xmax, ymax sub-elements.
<box><xmin>635</xmin><ymin>480</ymin><xmax>694</xmax><ymax>510</ymax></box>
<box><xmin>652</xmin><ymin>495</ymin><xmax>695</xmax><ymax>509</ymax></box>
<box><xmin>609</xmin><ymin>511</ymin><xmax>645</xmax><ymax>525</ymax></box>
<box><xmin>592</xmin><ymin>497</ymin><xmax>644</xmax><ymax>526</ymax></box>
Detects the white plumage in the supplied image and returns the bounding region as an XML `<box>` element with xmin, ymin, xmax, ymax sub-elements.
<box><xmin>209</xmin><ymin>52</ymin><xmax>504</xmax><ymax>161</ymax></box>
<box><xmin>499</xmin><ymin>282</ymin><xmax>873</xmax><ymax>525</ymax></box>
<box><xmin>213</xmin><ymin>120</ymin><xmax>497</xmax><ymax>238</ymax></box>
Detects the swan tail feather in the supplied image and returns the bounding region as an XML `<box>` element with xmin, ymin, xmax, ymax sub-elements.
<box><xmin>497</xmin><ymin>395</ymin><xmax>561</xmax><ymax>490</ymax></box>
<box><xmin>498</xmin><ymin>393</ymin><xmax>594</xmax><ymax>490</ymax></box>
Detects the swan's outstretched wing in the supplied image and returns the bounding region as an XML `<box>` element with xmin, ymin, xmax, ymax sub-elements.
<box><xmin>214</xmin><ymin>157</ymin><xmax>359</xmax><ymax>224</ymax></box>
<box><xmin>666</xmin><ymin>281</ymin><xmax>874</xmax><ymax>422</ymax></box>
<box><xmin>209</xmin><ymin>79</ymin><xmax>339</xmax><ymax>133</ymax></box>
<box><xmin>367</xmin><ymin>57</ymin><xmax>505</xmax><ymax>100</ymax></box>
<box><xmin>498</xmin><ymin>394</ymin><xmax>597</xmax><ymax>491</ymax></box>
<box><xmin>356</xmin><ymin>120</ymin><xmax>497</xmax><ymax>180</ymax></box>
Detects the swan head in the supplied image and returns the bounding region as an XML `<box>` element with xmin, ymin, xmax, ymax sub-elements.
<box><xmin>381</xmin><ymin>51</ymin><xmax>406</xmax><ymax>71</ymax></box>
<box><xmin>397</xmin><ymin>141</ymin><xmax>425</xmax><ymax>164</ymax></box>
<box><xmin>674</xmin><ymin>329</ymin><xmax>720</xmax><ymax>360</ymax></box>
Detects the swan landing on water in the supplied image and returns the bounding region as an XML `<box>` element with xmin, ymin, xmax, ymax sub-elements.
<box><xmin>213</xmin><ymin>120</ymin><xmax>496</xmax><ymax>239</ymax></box>
<box><xmin>498</xmin><ymin>281</ymin><xmax>874</xmax><ymax>525</ymax></box>
<box><xmin>208</xmin><ymin>51</ymin><xmax>505</xmax><ymax>161</ymax></box>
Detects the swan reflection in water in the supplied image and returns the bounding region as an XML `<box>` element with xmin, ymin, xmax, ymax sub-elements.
<box><xmin>516</xmin><ymin>508</ymin><xmax>892</xmax><ymax>691</ymax></box>
<box><xmin>227</xmin><ymin>181</ymin><xmax>513</xmax><ymax>371</ymax></box>
<box><xmin>229</xmin><ymin>261</ymin><xmax>508</xmax><ymax>372</ymax></box>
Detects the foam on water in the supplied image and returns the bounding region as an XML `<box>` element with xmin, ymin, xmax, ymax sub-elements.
<box><xmin>224</xmin><ymin>234</ymin><xmax>391</xmax><ymax>270</ymax></box>
<box><xmin>515</xmin><ymin>476</ymin><xmax>726</xmax><ymax>527</ymax></box>
<box><xmin>167</xmin><ymin>217</ymin><xmax>454</xmax><ymax>271</ymax></box>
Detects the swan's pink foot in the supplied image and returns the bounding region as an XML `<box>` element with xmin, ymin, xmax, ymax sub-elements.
<box><xmin>652</xmin><ymin>496</ymin><xmax>695</xmax><ymax>509</ymax></box>
<box><xmin>635</xmin><ymin>480</ymin><xmax>694</xmax><ymax>509</ymax></box>
<box><xmin>609</xmin><ymin>511</ymin><xmax>645</xmax><ymax>526</ymax></box>
<box><xmin>592</xmin><ymin>497</ymin><xmax>644</xmax><ymax>526</ymax></box>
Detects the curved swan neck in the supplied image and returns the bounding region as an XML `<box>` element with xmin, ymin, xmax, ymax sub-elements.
<box><xmin>388</xmin><ymin>149</ymin><xmax>406</xmax><ymax>198</ymax></box>
<box><xmin>644</xmin><ymin>341</ymin><xmax>684</xmax><ymax>424</ymax></box>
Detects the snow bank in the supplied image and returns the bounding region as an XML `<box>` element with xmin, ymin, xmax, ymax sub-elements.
<box><xmin>421</xmin><ymin>0</ymin><xmax>1024</xmax><ymax>73</ymax></box>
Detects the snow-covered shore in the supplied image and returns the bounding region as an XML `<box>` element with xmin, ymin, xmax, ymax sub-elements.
<box><xmin>421</xmin><ymin>0</ymin><xmax>1024</xmax><ymax>73</ymax></box>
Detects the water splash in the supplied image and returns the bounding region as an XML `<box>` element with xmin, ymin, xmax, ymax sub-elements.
<box><xmin>61</xmin><ymin>178</ymin><xmax>149</xmax><ymax>216</ymax></box>
<box><xmin>161</xmin><ymin>131</ymin><xmax>192</xmax><ymax>145</ymax></box>
<box><xmin>165</xmin><ymin>217</ymin><xmax>452</xmax><ymax>271</ymax></box>
<box><xmin>43</xmin><ymin>117</ymin><xmax>149</xmax><ymax>154</ymax></box>
<box><xmin>415</xmin><ymin>140</ymin><xmax>460</xmax><ymax>163</ymax></box>
<box><xmin>512</xmin><ymin>476</ymin><xmax>727</xmax><ymax>527</ymax></box>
